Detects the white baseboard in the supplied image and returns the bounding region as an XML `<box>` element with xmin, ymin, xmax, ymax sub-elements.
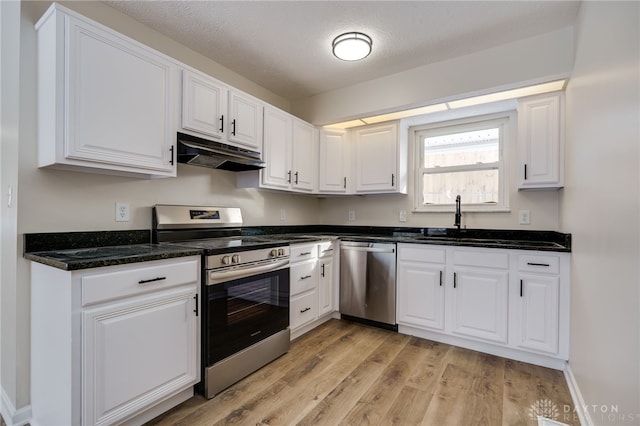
<box><xmin>1</xmin><ymin>388</ymin><xmax>31</xmax><ymax>426</ymax></box>
<box><xmin>564</xmin><ymin>364</ymin><xmax>593</xmax><ymax>426</ymax></box>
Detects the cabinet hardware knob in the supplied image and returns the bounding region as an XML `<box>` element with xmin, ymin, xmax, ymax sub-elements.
<box><xmin>287</xmin><ymin>170</ymin><xmax>292</xmax><ymax>183</ymax></box>
<box><xmin>219</xmin><ymin>115</ymin><xmax>224</xmax><ymax>133</ymax></box>
<box><xmin>169</xmin><ymin>146</ymin><xmax>174</xmax><ymax>166</ymax></box>
<box><xmin>295</xmin><ymin>171</ymin><xmax>299</xmax><ymax>185</ymax></box>
<box><xmin>321</xmin><ymin>263</ymin><xmax>325</xmax><ymax>277</ymax></box>
<box><xmin>527</xmin><ymin>262</ymin><xmax>550</xmax><ymax>267</ymax></box>
<box><xmin>520</xmin><ymin>279</ymin><xmax>524</xmax><ymax>297</ymax></box>
<box><xmin>391</xmin><ymin>173</ymin><xmax>395</xmax><ymax>187</ymax></box>
<box><xmin>300</xmin><ymin>307</ymin><xmax>311</xmax><ymax>313</ymax></box>
<box><xmin>194</xmin><ymin>294</ymin><xmax>199</xmax><ymax>316</ymax></box>
<box><xmin>300</xmin><ymin>251</ymin><xmax>311</xmax><ymax>256</ymax></box>
<box><xmin>453</xmin><ymin>272</ymin><xmax>457</xmax><ymax>288</ymax></box>
<box><xmin>439</xmin><ymin>270</ymin><xmax>443</xmax><ymax>286</ymax></box>
<box><xmin>524</xmin><ymin>164</ymin><xmax>528</xmax><ymax>180</ymax></box>
<box><xmin>138</xmin><ymin>276</ymin><xmax>166</xmax><ymax>284</ymax></box>
<box><xmin>300</xmin><ymin>274</ymin><xmax>312</xmax><ymax>280</ymax></box>
<box><xmin>343</xmin><ymin>176</ymin><xmax>347</xmax><ymax>189</ymax></box>
<box><xmin>232</xmin><ymin>119</ymin><xmax>236</xmax><ymax>136</ymax></box>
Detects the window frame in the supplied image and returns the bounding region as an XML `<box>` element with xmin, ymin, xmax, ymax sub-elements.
<box><xmin>412</xmin><ymin>112</ymin><xmax>513</xmax><ymax>213</ymax></box>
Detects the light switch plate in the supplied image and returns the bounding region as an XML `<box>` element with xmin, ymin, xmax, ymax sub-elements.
<box><xmin>399</xmin><ymin>210</ymin><xmax>407</xmax><ymax>222</ymax></box>
<box><xmin>519</xmin><ymin>210</ymin><xmax>531</xmax><ymax>225</ymax></box>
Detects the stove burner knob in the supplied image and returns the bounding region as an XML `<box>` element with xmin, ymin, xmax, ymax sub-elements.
<box><xmin>221</xmin><ymin>255</ymin><xmax>231</xmax><ymax>265</ymax></box>
<box><xmin>232</xmin><ymin>254</ymin><xmax>240</xmax><ymax>264</ymax></box>
<box><xmin>278</xmin><ymin>248</ymin><xmax>285</xmax><ymax>256</ymax></box>
<box><xmin>269</xmin><ymin>249</ymin><xmax>278</xmax><ymax>257</ymax></box>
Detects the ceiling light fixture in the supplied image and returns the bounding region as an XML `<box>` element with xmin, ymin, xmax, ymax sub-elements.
<box><xmin>332</xmin><ymin>32</ymin><xmax>372</xmax><ymax>61</ymax></box>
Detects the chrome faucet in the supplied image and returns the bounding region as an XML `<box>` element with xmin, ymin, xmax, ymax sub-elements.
<box><xmin>454</xmin><ymin>195</ymin><xmax>462</xmax><ymax>230</ymax></box>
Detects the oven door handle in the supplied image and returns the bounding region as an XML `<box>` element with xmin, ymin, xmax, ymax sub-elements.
<box><xmin>208</xmin><ymin>259</ymin><xmax>289</xmax><ymax>284</ymax></box>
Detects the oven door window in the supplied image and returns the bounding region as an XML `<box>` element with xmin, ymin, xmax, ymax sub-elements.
<box><xmin>206</xmin><ymin>268</ymin><xmax>289</xmax><ymax>365</ymax></box>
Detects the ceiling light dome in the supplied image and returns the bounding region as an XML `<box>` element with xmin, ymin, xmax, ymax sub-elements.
<box><xmin>332</xmin><ymin>32</ymin><xmax>372</xmax><ymax>61</ymax></box>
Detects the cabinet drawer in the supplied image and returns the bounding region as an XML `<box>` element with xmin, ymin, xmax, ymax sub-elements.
<box><xmin>290</xmin><ymin>259</ymin><xmax>318</xmax><ymax>296</ymax></box>
<box><xmin>291</xmin><ymin>291</ymin><xmax>317</xmax><ymax>329</ymax></box>
<box><xmin>453</xmin><ymin>248</ymin><xmax>509</xmax><ymax>269</ymax></box>
<box><xmin>518</xmin><ymin>254</ymin><xmax>560</xmax><ymax>274</ymax></box>
<box><xmin>398</xmin><ymin>244</ymin><xmax>446</xmax><ymax>263</ymax></box>
<box><xmin>318</xmin><ymin>241</ymin><xmax>336</xmax><ymax>258</ymax></box>
<box><xmin>82</xmin><ymin>258</ymin><xmax>199</xmax><ymax>306</ymax></box>
<box><xmin>290</xmin><ymin>243</ymin><xmax>317</xmax><ymax>262</ymax></box>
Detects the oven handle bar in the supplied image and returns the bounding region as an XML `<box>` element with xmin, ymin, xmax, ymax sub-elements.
<box><xmin>207</xmin><ymin>259</ymin><xmax>289</xmax><ymax>285</ymax></box>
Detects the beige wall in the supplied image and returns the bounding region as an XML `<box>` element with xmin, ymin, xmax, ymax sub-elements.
<box><xmin>1</xmin><ymin>0</ymin><xmax>23</xmax><ymax>419</ymax></box>
<box><xmin>562</xmin><ymin>2</ymin><xmax>640</xmax><ymax>423</ymax></box>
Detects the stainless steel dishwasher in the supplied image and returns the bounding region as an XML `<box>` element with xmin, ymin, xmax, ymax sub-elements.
<box><xmin>339</xmin><ymin>241</ymin><xmax>397</xmax><ymax>330</ymax></box>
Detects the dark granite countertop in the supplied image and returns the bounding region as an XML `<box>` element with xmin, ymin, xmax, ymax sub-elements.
<box><xmin>24</xmin><ymin>226</ymin><xmax>570</xmax><ymax>271</ymax></box>
<box><xmin>24</xmin><ymin>244</ymin><xmax>203</xmax><ymax>271</ymax></box>
<box><xmin>239</xmin><ymin>226</ymin><xmax>571</xmax><ymax>253</ymax></box>
<box><xmin>23</xmin><ymin>230</ymin><xmax>202</xmax><ymax>271</ymax></box>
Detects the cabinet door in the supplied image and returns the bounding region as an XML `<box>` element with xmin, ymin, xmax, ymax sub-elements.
<box><xmin>319</xmin><ymin>129</ymin><xmax>348</xmax><ymax>193</ymax></box>
<box><xmin>65</xmin><ymin>15</ymin><xmax>176</xmax><ymax>175</ymax></box>
<box><xmin>516</xmin><ymin>274</ymin><xmax>560</xmax><ymax>354</ymax></box>
<box><xmin>262</xmin><ymin>107</ymin><xmax>292</xmax><ymax>189</ymax></box>
<box><xmin>82</xmin><ymin>290</ymin><xmax>199</xmax><ymax>426</ymax></box>
<box><xmin>318</xmin><ymin>256</ymin><xmax>334</xmax><ymax>316</ymax></box>
<box><xmin>182</xmin><ymin>69</ymin><xmax>225</xmax><ymax>140</ymax></box>
<box><xmin>518</xmin><ymin>93</ymin><xmax>563</xmax><ymax>189</ymax></box>
<box><xmin>227</xmin><ymin>91</ymin><xmax>262</xmax><ymax>151</ymax></box>
<box><xmin>397</xmin><ymin>261</ymin><xmax>445</xmax><ymax>331</ymax></box>
<box><xmin>292</xmin><ymin>119</ymin><xmax>317</xmax><ymax>192</ymax></box>
<box><xmin>353</xmin><ymin>123</ymin><xmax>398</xmax><ymax>192</ymax></box>
<box><xmin>451</xmin><ymin>268</ymin><xmax>508</xmax><ymax>343</ymax></box>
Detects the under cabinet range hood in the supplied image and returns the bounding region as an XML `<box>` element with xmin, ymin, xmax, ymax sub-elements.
<box><xmin>176</xmin><ymin>132</ymin><xmax>265</xmax><ymax>172</ymax></box>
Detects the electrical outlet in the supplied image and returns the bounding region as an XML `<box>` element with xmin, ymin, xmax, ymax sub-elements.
<box><xmin>399</xmin><ymin>210</ymin><xmax>407</xmax><ymax>222</ymax></box>
<box><xmin>115</xmin><ymin>202</ymin><xmax>130</xmax><ymax>222</ymax></box>
<box><xmin>348</xmin><ymin>210</ymin><xmax>356</xmax><ymax>221</ymax></box>
<box><xmin>280</xmin><ymin>209</ymin><xmax>287</xmax><ymax>221</ymax></box>
<box><xmin>519</xmin><ymin>210</ymin><xmax>530</xmax><ymax>225</ymax></box>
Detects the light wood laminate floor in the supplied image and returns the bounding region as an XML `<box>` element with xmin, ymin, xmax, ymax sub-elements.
<box><xmin>147</xmin><ymin>319</ymin><xmax>578</xmax><ymax>426</ymax></box>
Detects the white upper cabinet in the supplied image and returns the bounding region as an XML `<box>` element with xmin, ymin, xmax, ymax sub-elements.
<box><xmin>517</xmin><ymin>92</ymin><xmax>565</xmax><ymax>189</ymax></box>
<box><xmin>262</xmin><ymin>107</ymin><xmax>293</xmax><ymax>189</ymax></box>
<box><xmin>353</xmin><ymin>123</ymin><xmax>400</xmax><ymax>193</ymax></box>
<box><xmin>318</xmin><ymin>129</ymin><xmax>349</xmax><ymax>193</ymax></box>
<box><xmin>261</xmin><ymin>106</ymin><xmax>317</xmax><ymax>192</ymax></box>
<box><xmin>227</xmin><ymin>90</ymin><xmax>263</xmax><ymax>151</ymax></box>
<box><xmin>181</xmin><ymin>68</ymin><xmax>263</xmax><ymax>152</ymax></box>
<box><xmin>36</xmin><ymin>4</ymin><xmax>178</xmax><ymax>178</ymax></box>
<box><xmin>291</xmin><ymin>120</ymin><xmax>317</xmax><ymax>192</ymax></box>
<box><xmin>182</xmin><ymin>69</ymin><xmax>226</xmax><ymax>140</ymax></box>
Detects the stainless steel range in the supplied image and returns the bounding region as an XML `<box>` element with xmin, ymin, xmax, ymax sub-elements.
<box><xmin>153</xmin><ymin>205</ymin><xmax>290</xmax><ymax>399</ymax></box>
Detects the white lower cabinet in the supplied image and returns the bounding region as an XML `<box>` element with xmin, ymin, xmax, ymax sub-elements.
<box><xmin>396</xmin><ymin>243</ymin><xmax>570</xmax><ymax>369</ymax></box>
<box><xmin>318</xmin><ymin>241</ymin><xmax>337</xmax><ymax>317</ymax></box>
<box><xmin>450</xmin><ymin>267</ymin><xmax>508</xmax><ymax>343</ymax></box>
<box><xmin>30</xmin><ymin>256</ymin><xmax>201</xmax><ymax>426</ymax></box>
<box><xmin>512</xmin><ymin>253</ymin><xmax>566</xmax><ymax>357</ymax></box>
<box><xmin>289</xmin><ymin>240</ymin><xmax>339</xmax><ymax>339</ymax></box>
<box><xmin>397</xmin><ymin>245</ymin><xmax>445</xmax><ymax>331</ymax></box>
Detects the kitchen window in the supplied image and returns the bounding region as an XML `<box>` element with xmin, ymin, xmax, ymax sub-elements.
<box><xmin>413</xmin><ymin>114</ymin><xmax>511</xmax><ymax>212</ymax></box>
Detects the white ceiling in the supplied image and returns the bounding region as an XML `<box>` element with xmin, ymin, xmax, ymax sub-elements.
<box><xmin>104</xmin><ymin>1</ymin><xmax>580</xmax><ymax>101</ymax></box>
